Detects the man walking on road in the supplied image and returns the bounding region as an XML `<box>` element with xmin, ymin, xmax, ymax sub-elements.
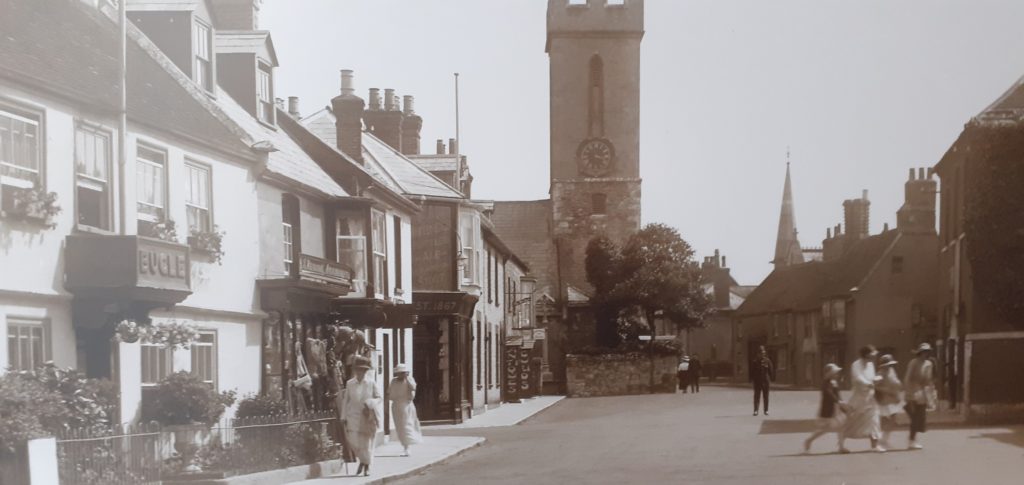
<box><xmin>689</xmin><ymin>354</ymin><xmax>703</xmax><ymax>393</ymax></box>
<box><xmin>750</xmin><ymin>346</ymin><xmax>775</xmax><ymax>416</ymax></box>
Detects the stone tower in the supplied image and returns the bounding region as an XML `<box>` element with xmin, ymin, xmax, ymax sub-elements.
<box><xmin>547</xmin><ymin>0</ymin><xmax>644</xmax><ymax>294</ymax></box>
<box><xmin>773</xmin><ymin>163</ymin><xmax>804</xmax><ymax>268</ymax></box>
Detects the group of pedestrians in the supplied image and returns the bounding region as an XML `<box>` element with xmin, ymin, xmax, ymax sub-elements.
<box><xmin>338</xmin><ymin>360</ymin><xmax>422</xmax><ymax>476</ymax></box>
<box><xmin>677</xmin><ymin>354</ymin><xmax>703</xmax><ymax>393</ymax></box>
<box><xmin>804</xmin><ymin>342</ymin><xmax>937</xmax><ymax>454</ymax></box>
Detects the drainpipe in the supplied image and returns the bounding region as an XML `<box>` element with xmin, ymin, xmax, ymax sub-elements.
<box><xmin>118</xmin><ymin>0</ymin><xmax>128</xmax><ymax>235</ymax></box>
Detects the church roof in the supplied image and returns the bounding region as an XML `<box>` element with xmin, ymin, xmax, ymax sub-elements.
<box><xmin>773</xmin><ymin>163</ymin><xmax>805</xmax><ymax>267</ymax></box>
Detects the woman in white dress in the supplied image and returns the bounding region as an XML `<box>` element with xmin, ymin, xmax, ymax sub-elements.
<box><xmin>340</xmin><ymin>355</ymin><xmax>381</xmax><ymax>476</ymax></box>
<box><xmin>388</xmin><ymin>363</ymin><xmax>422</xmax><ymax>456</ymax></box>
<box><xmin>840</xmin><ymin>345</ymin><xmax>884</xmax><ymax>453</ymax></box>
<box><xmin>874</xmin><ymin>354</ymin><xmax>904</xmax><ymax>449</ymax></box>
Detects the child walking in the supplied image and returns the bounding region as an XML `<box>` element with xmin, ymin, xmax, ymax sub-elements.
<box><xmin>804</xmin><ymin>363</ymin><xmax>847</xmax><ymax>453</ymax></box>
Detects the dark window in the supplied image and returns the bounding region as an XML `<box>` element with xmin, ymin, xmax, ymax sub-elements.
<box><xmin>592</xmin><ymin>193</ymin><xmax>607</xmax><ymax>214</ymax></box>
<box><xmin>487</xmin><ymin>249</ymin><xmax>493</xmax><ymax>303</ymax></box>
<box><xmin>75</xmin><ymin>124</ymin><xmax>111</xmax><ymax>230</ymax></box>
<box><xmin>891</xmin><ymin>256</ymin><xmax>904</xmax><ymax>274</ymax></box>
<box><xmin>393</xmin><ymin>215</ymin><xmax>403</xmax><ymax>293</ymax></box>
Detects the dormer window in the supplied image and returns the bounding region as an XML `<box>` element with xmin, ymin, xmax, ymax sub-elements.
<box><xmin>193</xmin><ymin>19</ymin><xmax>213</xmax><ymax>92</ymax></box>
<box><xmin>257</xmin><ymin>62</ymin><xmax>274</xmax><ymax>125</ymax></box>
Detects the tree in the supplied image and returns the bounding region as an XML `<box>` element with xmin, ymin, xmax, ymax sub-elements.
<box><xmin>585</xmin><ymin>236</ymin><xmax>622</xmax><ymax>347</ymax></box>
<box><xmin>585</xmin><ymin>224</ymin><xmax>715</xmax><ymax>347</ymax></box>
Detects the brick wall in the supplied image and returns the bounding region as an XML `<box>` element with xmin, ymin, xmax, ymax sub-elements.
<box><xmin>566</xmin><ymin>353</ymin><xmax>677</xmax><ymax>397</ymax></box>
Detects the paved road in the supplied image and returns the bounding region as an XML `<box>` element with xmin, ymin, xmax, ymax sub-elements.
<box><xmin>397</xmin><ymin>385</ymin><xmax>1024</xmax><ymax>485</ymax></box>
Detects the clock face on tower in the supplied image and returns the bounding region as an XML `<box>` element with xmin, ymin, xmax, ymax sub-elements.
<box><xmin>576</xmin><ymin>138</ymin><xmax>615</xmax><ymax>177</ymax></box>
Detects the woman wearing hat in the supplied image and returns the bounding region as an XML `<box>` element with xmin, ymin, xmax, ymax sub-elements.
<box><xmin>803</xmin><ymin>363</ymin><xmax>847</xmax><ymax>453</ymax></box>
<box><xmin>840</xmin><ymin>345</ymin><xmax>884</xmax><ymax>453</ymax></box>
<box><xmin>388</xmin><ymin>363</ymin><xmax>422</xmax><ymax>456</ymax></box>
<box><xmin>340</xmin><ymin>355</ymin><xmax>381</xmax><ymax>476</ymax></box>
<box><xmin>903</xmin><ymin>342</ymin><xmax>936</xmax><ymax>450</ymax></box>
<box><xmin>875</xmin><ymin>354</ymin><xmax>904</xmax><ymax>448</ymax></box>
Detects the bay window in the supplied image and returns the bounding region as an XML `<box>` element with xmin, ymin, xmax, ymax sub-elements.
<box><xmin>136</xmin><ymin>144</ymin><xmax>167</xmax><ymax>235</ymax></box>
<box><xmin>0</xmin><ymin>106</ymin><xmax>41</xmax><ymax>213</ymax></box>
<box><xmin>75</xmin><ymin>124</ymin><xmax>111</xmax><ymax>230</ymax></box>
<box><xmin>336</xmin><ymin>211</ymin><xmax>367</xmax><ymax>297</ymax></box>
<box><xmin>185</xmin><ymin>161</ymin><xmax>212</xmax><ymax>233</ymax></box>
<box><xmin>371</xmin><ymin>209</ymin><xmax>387</xmax><ymax>298</ymax></box>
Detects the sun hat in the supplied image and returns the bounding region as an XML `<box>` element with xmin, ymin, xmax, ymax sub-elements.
<box><xmin>824</xmin><ymin>363</ymin><xmax>842</xmax><ymax>378</ymax></box>
<box><xmin>352</xmin><ymin>355</ymin><xmax>373</xmax><ymax>370</ymax></box>
<box><xmin>916</xmin><ymin>342</ymin><xmax>932</xmax><ymax>353</ymax></box>
<box><xmin>394</xmin><ymin>363</ymin><xmax>409</xmax><ymax>374</ymax></box>
<box><xmin>878</xmin><ymin>354</ymin><xmax>898</xmax><ymax>367</ymax></box>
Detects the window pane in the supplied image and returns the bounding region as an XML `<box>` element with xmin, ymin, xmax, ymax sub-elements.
<box><xmin>0</xmin><ymin>110</ymin><xmax>41</xmax><ymax>185</ymax></box>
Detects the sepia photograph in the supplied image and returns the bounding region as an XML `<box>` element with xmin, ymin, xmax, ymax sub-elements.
<box><xmin>0</xmin><ymin>0</ymin><xmax>1023</xmax><ymax>483</ymax></box>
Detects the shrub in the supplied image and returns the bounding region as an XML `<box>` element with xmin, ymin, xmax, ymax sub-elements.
<box><xmin>235</xmin><ymin>394</ymin><xmax>288</xmax><ymax>419</ymax></box>
<box><xmin>34</xmin><ymin>363</ymin><xmax>118</xmax><ymax>431</ymax></box>
<box><xmin>0</xmin><ymin>373</ymin><xmax>67</xmax><ymax>455</ymax></box>
<box><xmin>143</xmin><ymin>372</ymin><xmax>236</xmax><ymax>425</ymax></box>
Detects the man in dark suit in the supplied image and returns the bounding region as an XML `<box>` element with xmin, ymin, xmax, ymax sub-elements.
<box><xmin>750</xmin><ymin>346</ymin><xmax>775</xmax><ymax>416</ymax></box>
<box><xmin>689</xmin><ymin>354</ymin><xmax>703</xmax><ymax>393</ymax></box>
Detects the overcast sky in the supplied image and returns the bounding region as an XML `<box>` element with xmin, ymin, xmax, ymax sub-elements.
<box><xmin>262</xmin><ymin>0</ymin><xmax>1024</xmax><ymax>284</ymax></box>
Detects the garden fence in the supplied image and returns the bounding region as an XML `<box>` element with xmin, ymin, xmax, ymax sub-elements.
<box><xmin>56</xmin><ymin>410</ymin><xmax>340</xmax><ymax>485</ymax></box>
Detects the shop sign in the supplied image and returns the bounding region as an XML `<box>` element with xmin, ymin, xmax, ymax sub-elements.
<box><xmin>505</xmin><ymin>344</ymin><xmax>520</xmax><ymax>401</ymax></box>
<box><xmin>533</xmin><ymin>328</ymin><xmax>546</xmax><ymax>340</ymax></box>
<box><xmin>518</xmin><ymin>346</ymin><xmax>532</xmax><ymax>396</ymax></box>
<box><xmin>412</xmin><ymin>292</ymin><xmax>477</xmax><ymax>316</ymax></box>
<box><xmin>298</xmin><ymin>254</ymin><xmax>352</xmax><ymax>289</ymax></box>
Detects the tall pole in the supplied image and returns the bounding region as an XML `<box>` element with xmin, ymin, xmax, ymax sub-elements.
<box><xmin>118</xmin><ymin>0</ymin><xmax>128</xmax><ymax>235</ymax></box>
<box><xmin>454</xmin><ymin>73</ymin><xmax>461</xmax><ymax>191</ymax></box>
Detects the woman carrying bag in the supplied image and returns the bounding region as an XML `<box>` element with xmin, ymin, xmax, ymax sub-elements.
<box><xmin>904</xmin><ymin>343</ymin><xmax>936</xmax><ymax>450</ymax></box>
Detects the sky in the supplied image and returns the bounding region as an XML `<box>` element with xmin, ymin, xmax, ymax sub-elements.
<box><xmin>261</xmin><ymin>0</ymin><xmax>1024</xmax><ymax>285</ymax></box>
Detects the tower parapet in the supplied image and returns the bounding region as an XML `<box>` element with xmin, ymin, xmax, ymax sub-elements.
<box><xmin>546</xmin><ymin>0</ymin><xmax>644</xmax><ymax>52</ymax></box>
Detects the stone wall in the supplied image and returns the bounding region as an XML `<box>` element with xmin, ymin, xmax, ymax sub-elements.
<box><xmin>566</xmin><ymin>353</ymin><xmax>678</xmax><ymax>397</ymax></box>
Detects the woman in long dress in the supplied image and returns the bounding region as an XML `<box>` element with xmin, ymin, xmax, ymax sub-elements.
<box><xmin>840</xmin><ymin>345</ymin><xmax>884</xmax><ymax>453</ymax></box>
<box><xmin>388</xmin><ymin>363</ymin><xmax>422</xmax><ymax>456</ymax></box>
<box><xmin>874</xmin><ymin>354</ymin><xmax>904</xmax><ymax>449</ymax></box>
<box><xmin>341</xmin><ymin>355</ymin><xmax>381</xmax><ymax>476</ymax></box>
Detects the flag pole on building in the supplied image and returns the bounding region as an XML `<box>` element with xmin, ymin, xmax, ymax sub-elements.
<box><xmin>454</xmin><ymin>72</ymin><xmax>461</xmax><ymax>190</ymax></box>
<box><xmin>117</xmin><ymin>0</ymin><xmax>128</xmax><ymax>236</ymax></box>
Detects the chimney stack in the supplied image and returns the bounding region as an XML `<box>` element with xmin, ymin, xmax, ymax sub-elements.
<box><xmin>368</xmin><ymin>89</ymin><xmax>382</xmax><ymax>111</ymax></box>
<box><xmin>436</xmin><ymin>139</ymin><xmax>446</xmax><ymax>155</ymax></box>
<box><xmin>843</xmin><ymin>191</ymin><xmax>871</xmax><ymax>241</ymax></box>
<box><xmin>448</xmin><ymin>138</ymin><xmax>457</xmax><ymax>155</ymax></box>
<box><xmin>331</xmin><ymin>69</ymin><xmax>365</xmax><ymax>164</ymax></box>
<box><xmin>211</xmin><ymin>0</ymin><xmax>262</xmax><ymax>30</ymax></box>
<box><xmin>897</xmin><ymin>166</ymin><xmax>938</xmax><ymax>233</ymax></box>
<box><xmin>400</xmin><ymin>95</ymin><xmax>423</xmax><ymax>156</ymax></box>
<box><xmin>287</xmin><ymin>96</ymin><xmax>300</xmax><ymax>118</ymax></box>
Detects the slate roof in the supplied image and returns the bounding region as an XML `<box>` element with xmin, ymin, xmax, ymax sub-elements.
<box><xmin>0</xmin><ymin>0</ymin><xmax>250</xmax><ymax>158</ymax></box>
<box><xmin>491</xmin><ymin>200</ymin><xmax>559</xmax><ymax>297</ymax></box>
<box><xmin>213</xmin><ymin>91</ymin><xmax>348</xmax><ymax>198</ymax></box>
<box><xmin>125</xmin><ymin>0</ymin><xmax>202</xmax><ymax>11</ymax></box>
<box><xmin>302</xmin><ymin>108</ymin><xmax>463</xmax><ymax>199</ymax></box>
<box><xmin>737</xmin><ymin>230</ymin><xmax>899</xmax><ymax>317</ymax></box>
<box><xmin>408</xmin><ymin>154</ymin><xmax>460</xmax><ymax>172</ymax></box>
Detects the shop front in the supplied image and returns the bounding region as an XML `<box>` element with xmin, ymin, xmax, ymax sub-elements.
<box><xmin>411</xmin><ymin>291</ymin><xmax>478</xmax><ymax>424</ymax></box>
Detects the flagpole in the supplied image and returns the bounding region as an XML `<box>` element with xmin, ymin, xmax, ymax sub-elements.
<box><xmin>118</xmin><ymin>0</ymin><xmax>128</xmax><ymax>235</ymax></box>
<box><xmin>454</xmin><ymin>72</ymin><xmax>460</xmax><ymax>191</ymax></box>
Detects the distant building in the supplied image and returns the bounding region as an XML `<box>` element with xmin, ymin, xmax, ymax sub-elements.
<box><xmin>736</xmin><ymin>172</ymin><xmax>939</xmax><ymax>387</ymax></box>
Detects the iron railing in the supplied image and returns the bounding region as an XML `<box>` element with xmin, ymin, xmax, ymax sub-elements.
<box><xmin>56</xmin><ymin>410</ymin><xmax>340</xmax><ymax>485</ymax></box>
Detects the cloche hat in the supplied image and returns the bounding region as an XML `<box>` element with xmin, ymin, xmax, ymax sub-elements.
<box><xmin>878</xmin><ymin>354</ymin><xmax>898</xmax><ymax>367</ymax></box>
<box><xmin>916</xmin><ymin>342</ymin><xmax>932</xmax><ymax>353</ymax></box>
<box><xmin>394</xmin><ymin>363</ymin><xmax>409</xmax><ymax>374</ymax></box>
<box><xmin>824</xmin><ymin>363</ymin><xmax>842</xmax><ymax>378</ymax></box>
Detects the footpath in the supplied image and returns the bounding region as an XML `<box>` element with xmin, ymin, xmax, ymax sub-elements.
<box><xmin>279</xmin><ymin>396</ymin><xmax>564</xmax><ymax>485</ymax></box>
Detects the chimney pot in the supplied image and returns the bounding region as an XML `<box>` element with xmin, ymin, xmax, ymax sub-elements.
<box><xmin>449</xmin><ymin>138</ymin><xmax>457</xmax><ymax>155</ymax></box>
<box><xmin>274</xmin><ymin>97</ymin><xmax>284</xmax><ymax>110</ymax></box>
<box><xmin>918</xmin><ymin>167</ymin><xmax>926</xmax><ymax>180</ymax></box>
<box><xmin>403</xmin><ymin>95</ymin><xmax>415</xmax><ymax>115</ymax></box>
<box><xmin>436</xmin><ymin>139</ymin><xmax>445</xmax><ymax>155</ymax></box>
<box><xmin>909</xmin><ymin>168</ymin><xmax>916</xmax><ymax>181</ymax></box>
<box><xmin>722</xmin><ymin>256</ymin><xmax>727</xmax><ymax>268</ymax></box>
<box><xmin>384</xmin><ymin>89</ymin><xmax>397</xmax><ymax>111</ymax></box>
<box><xmin>827</xmin><ymin>227</ymin><xmax>832</xmax><ymax>238</ymax></box>
<box><xmin>862</xmin><ymin>189</ymin><xmax>869</xmax><ymax>201</ymax></box>
<box><xmin>884</xmin><ymin>222</ymin><xmax>890</xmax><ymax>232</ymax></box>
<box><xmin>368</xmin><ymin>88</ymin><xmax>382</xmax><ymax>111</ymax></box>
<box><xmin>287</xmin><ymin>96</ymin><xmax>300</xmax><ymax>118</ymax></box>
<box><xmin>927</xmin><ymin>167</ymin><xmax>935</xmax><ymax>179</ymax></box>
<box><xmin>340</xmin><ymin>69</ymin><xmax>355</xmax><ymax>95</ymax></box>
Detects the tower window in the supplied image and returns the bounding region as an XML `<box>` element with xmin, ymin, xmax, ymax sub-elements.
<box><xmin>592</xmin><ymin>193</ymin><xmax>607</xmax><ymax>215</ymax></box>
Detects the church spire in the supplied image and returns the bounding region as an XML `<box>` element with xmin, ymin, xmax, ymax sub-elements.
<box><xmin>773</xmin><ymin>155</ymin><xmax>805</xmax><ymax>268</ymax></box>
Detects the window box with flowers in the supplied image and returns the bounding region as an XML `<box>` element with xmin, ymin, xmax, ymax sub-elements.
<box><xmin>188</xmin><ymin>226</ymin><xmax>225</xmax><ymax>264</ymax></box>
<box><xmin>140</xmin><ymin>218</ymin><xmax>178</xmax><ymax>243</ymax></box>
<box><xmin>1</xmin><ymin>186</ymin><xmax>61</xmax><ymax>228</ymax></box>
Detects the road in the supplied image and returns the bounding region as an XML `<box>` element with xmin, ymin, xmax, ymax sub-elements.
<box><xmin>397</xmin><ymin>385</ymin><xmax>1024</xmax><ymax>485</ymax></box>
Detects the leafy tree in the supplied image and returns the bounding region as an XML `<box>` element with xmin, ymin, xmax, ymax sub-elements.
<box><xmin>585</xmin><ymin>223</ymin><xmax>715</xmax><ymax>347</ymax></box>
<box><xmin>963</xmin><ymin>123</ymin><xmax>1024</xmax><ymax>328</ymax></box>
<box><xmin>143</xmin><ymin>372</ymin><xmax>236</xmax><ymax>425</ymax></box>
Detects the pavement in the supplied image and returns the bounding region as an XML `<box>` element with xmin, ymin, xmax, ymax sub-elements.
<box><xmin>284</xmin><ymin>397</ymin><xmax>563</xmax><ymax>484</ymax></box>
<box><xmin>393</xmin><ymin>386</ymin><xmax>1024</xmax><ymax>485</ymax></box>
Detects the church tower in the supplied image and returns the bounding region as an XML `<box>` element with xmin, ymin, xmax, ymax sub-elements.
<box><xmin>547</xmin><ymin>0</ymin><xmax>644</xmax><ymax>294</ymax></box>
